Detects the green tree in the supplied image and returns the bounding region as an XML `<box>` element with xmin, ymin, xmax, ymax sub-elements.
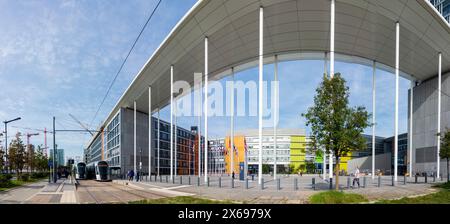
<box><xmin>8</xmin><ymin>133</ymin><xmax>26</xmax><ymax>178</ymax></box>
<box><xmin>440</xmin><ymin>128</ymin><xmax>450</xmax><ymax>182</ymax></box>
<box><xmin>303</xmin><ymin>73</ymin><xmax>371</xmax><ymax>190</ymax></box>
<box><xmin>34</xmin><ymin>145</ymin><xmax>48</xmax><ymax>172</ymax></box>
<box><xmin>306</xmin><ymin>161</ymin><xmax>316</xmax><ymax>173</ymax></box>
<box><xmin>0</xmin><ymin>145</ymin><xmax>5</xmax><ymax>171</ymax></box>
<box><xmin>262</xmin><ymin>164</ymin><xmax>270</xmax><ymax>174</ymax></box>
<box><xmin>25</xmin><ymin>144</ymin><xmax>36</xmax><ymax>172</ymax></box>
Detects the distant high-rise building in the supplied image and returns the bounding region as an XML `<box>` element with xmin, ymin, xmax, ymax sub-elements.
<box><xmin>49</xmin><ymin>148</ymin><xmax>65</xmax><ymax>167</ymax></box>
<box><xmin>430</xmin><ymin>0</ymin><xmax>450</xmax><ymax>23</ymax></box>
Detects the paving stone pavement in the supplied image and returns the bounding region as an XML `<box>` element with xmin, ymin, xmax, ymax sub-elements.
<box><xmin>129</xmin><ymin>174</ymin><xmax>445</xmax><ymax>203</ymax></box>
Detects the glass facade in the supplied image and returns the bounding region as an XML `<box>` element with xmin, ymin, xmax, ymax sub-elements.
<box><xmin>246</xmin><ymin>136</ymin><xmax>297</xmax><ymax>164</ymax></box>
<box><xmin>430</xmin><ymin>0</ymin><xmax>450</xmax><ymax>23</ymax></box>
<box><xmin>106</xmin><ymin>112</ymin><xmax>120</xmax><ymax>167</ymax></box>
<box><xmin>152</xmin><ymin>117</ymin><xmax>197</xmax><ymax>175</ymax></box>
<box><xmin>208</xmin><ymin>138</ymin><xmax>225</xmax><ymax>174</ymax></box>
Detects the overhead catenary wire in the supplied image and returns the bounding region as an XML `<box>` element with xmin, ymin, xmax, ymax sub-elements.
<box><xmin>88</xmin><ymin>0</ymin><xmax>163</xmax><ymax>130</ymax></box>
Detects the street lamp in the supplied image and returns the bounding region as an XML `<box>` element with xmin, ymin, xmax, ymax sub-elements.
<box><xmin>3</xmin><ymin>117</ymin><xmax>21</xmax><ymax>173</ymax></box>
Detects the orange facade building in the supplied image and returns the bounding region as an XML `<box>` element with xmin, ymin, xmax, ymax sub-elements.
<box><xmin>224</xmin><ymin>135</ymin><xmax>246</xmax><ymax>175</ymax></box>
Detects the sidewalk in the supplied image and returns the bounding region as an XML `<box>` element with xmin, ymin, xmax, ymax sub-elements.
<box><xmin>26</xmin><ymin>178</ymin><xmax>77</xmax><ymax>204</ymax></box>
<box><xmin>0</xmin><ymin>179</ymin><xmax>48</xmax><ymax>204</ymax></box>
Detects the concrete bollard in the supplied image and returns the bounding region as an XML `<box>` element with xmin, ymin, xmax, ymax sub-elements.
<box><xmin>207</xmin><ymin>177</ymin><xmax>210</xmax><ymax>187</ymax></box>
<box><xmin>261</xmin><ymin>178</ymin><xmax>264</xmax><ymax>190</ymax></box>
<box><xmin>415</xmin><ymin>175</ymin><xmax>418</xmax><ymax>184</ymax></box>
<box><xmin>391</xmin><ymin>175</ymin><xmax>395</xmax><ymax>186</ymax></box>
<box><xmin>219</xmin><ymin>177</ymin><xmax>222</xmax><ymax>188</ymax></box>
<box><xmin>197</xmin><ymin>176</ymin><xmax>200</xmax><ymax>186</ymax></box>
<box><xmin>329</xmin><ymin>178</ymin><xmax>333</xmax><ymax>190</ymax></box>
<box><xmin>180</xmin><ymin>176</ymin><xmax>183</xmax><ymax>185</ymax></box>
<box><xmin>252</xmin><ymin>175</ymin><xmax>254</xmax><ymax>181</ymax></box>
<box><xmin>404</xmin><ymin>175</ymin><xmax>406</xmax><ymax>185</ymax></box>
<box><xmin>378</xmin><ymin>176</ymin><xmax>381</xmax><ymax>187</ymax></box>
<box><xmin>294</xmin><ymin>178</ymin><xmax>298</xmax><ymax>191</ymax></box>
<box><xmin>189</xmin><ymin>176</ymin><xmax>191</xmax><ymax>185</ymax></box>
<box><xmin>166</xmin><ymin>176</ymin><xmax>168</xmax><ymax>183</ymax></box>
<box><xmin>363</xmin><ymin>176</ymin><xmax>366</xmax><ymax>188</ymax></box>
<box><xmin>277</xmin><ymin>178</ymin><xmax>281</xmax><ymax>190</ymax></box>
<box><xmin>231</xmin><ymin>178</ymin><xmax>234</xmax><ymax>188</ymax></box>
<box><xmin>347</xmin><ymin>177</ymin><xmax>350</xmax><ymax>189</ymax></box>
<box><xmin>425</xmin><ymin>175</ymin><xmax>428</xmax><ymax>183</ymax></box>
<box><xmin>246</xmin><ymin>178</ymin><xmax>249</xmax><ymax>189</ymax></box>
<box><xmin>312</xmin><ymin>178</ymin><xmax>316</xmax><ymax>190</ymax></box>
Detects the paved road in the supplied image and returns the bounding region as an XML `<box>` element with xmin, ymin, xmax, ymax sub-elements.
<box><xmin>0</xmin><ymin>180</ymin><xmax>48</xmax><ymax>204</ymax></box>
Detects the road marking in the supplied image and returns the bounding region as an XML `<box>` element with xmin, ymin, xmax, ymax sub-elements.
<box><xmin>146</xmin><ymin>188</ymin><xmax>195</xmax><ymax>197</ymax></box>
<box><xmin>60</xmin><ymin>191</ymin><xmax>77</xmax><ymax>203</ymax></box>
<box><xmin>165</xmin><ymin>185</ymin><xmax>191</xmax><ymax>190</ymax></box>
<box><xmin>56</xmin><ymin>182</ymin><xmax>65</xmax><ymax>192</ymax></box>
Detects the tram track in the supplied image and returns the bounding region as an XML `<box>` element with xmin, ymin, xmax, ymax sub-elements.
<box><xmin>106</xmin><ymin>181</ymin><xmax>169</xmax><ymax>200</ymax></box>
<box><xmin>76</xmin><ymin>180</ymin><xmax>169</xmax><ymax>203</ymax></box>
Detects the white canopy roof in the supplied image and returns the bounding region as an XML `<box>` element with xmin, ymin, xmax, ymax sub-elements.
<box><xmin>100</xmin><ymin>0</ymin><xmax>450</xmax><ymax>130</ymax></box>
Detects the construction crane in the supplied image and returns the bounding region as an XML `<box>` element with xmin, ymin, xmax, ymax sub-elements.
<box><xmin>11</xmin><ymin>126</ymin><xmax>50</xmax><ymax>156</ymax></box>
<box><xmin>26</xmin><ymin>133</ymin><xmax>39</xmax><ymax>152</ymax></box>
<box><xmin>69</xmin><ymin>114</ymin><xmax>94</xmax><ymax>136</ymax></box>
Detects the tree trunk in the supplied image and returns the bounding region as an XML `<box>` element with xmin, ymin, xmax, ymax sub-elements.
<box><xmin>335</xmin><ymin>157</ymin><xmax>340</xmax><ymax>190</ymax></box>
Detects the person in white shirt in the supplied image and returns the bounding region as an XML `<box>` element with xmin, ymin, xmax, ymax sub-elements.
<box><xmin>352</xmin><ymin>167</ymin><xmax>360</xmax><ymax>188</ymax></box>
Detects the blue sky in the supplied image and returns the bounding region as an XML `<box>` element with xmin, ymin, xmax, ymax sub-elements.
<box><xmin>0</xmin><ymin>0</ymin><xmax>410</xmax><ymax>160</ymax></box>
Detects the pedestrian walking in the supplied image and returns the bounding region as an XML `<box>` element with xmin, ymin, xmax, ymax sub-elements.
<box><xmin>128</xmin><ymin>170</ymin><xmax>134</xmax><ymax>181</ymax></box>
<box><xmin>352</xmin><ymin>167</ymin><xmax>360</xmax><ymax>188</ymax></box>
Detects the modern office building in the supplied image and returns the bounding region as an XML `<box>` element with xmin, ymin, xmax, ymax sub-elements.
<box><xmin>384</xmin><ymin>133</ymin><xmax>408</xmax><ymax>175</ymax></box>
<box><xmin>351</xmin><ymin>135</ymin><xmax>386</xmax><ymax>158</ymax></box>
<box><xmin>222</xmin><ymin>129</ymin><xmax>312</xmax><ymax>175</ymax></box>
<box><xmin>208</xmin><ymin>138</ymin><xmax>226</xmax><ymax>175</ymax></box>
<box><xmin>84</xmin><ymin>108</ymin><xmax>200</xmax><ymax>177</ymax></box>
<box><xmin>83</xmin><ymin>0</ymin><xmax>450</xmax><ymax>184</ymax></box>
<box><xmin>430</xmin><ymin>0</ymin><xmax>450</xmax><ymax>23</ymax></box>
<box><xmin>347</xmin><ymin>133</ymin><xmax>408</xmax><ymax>175</ymax></box>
